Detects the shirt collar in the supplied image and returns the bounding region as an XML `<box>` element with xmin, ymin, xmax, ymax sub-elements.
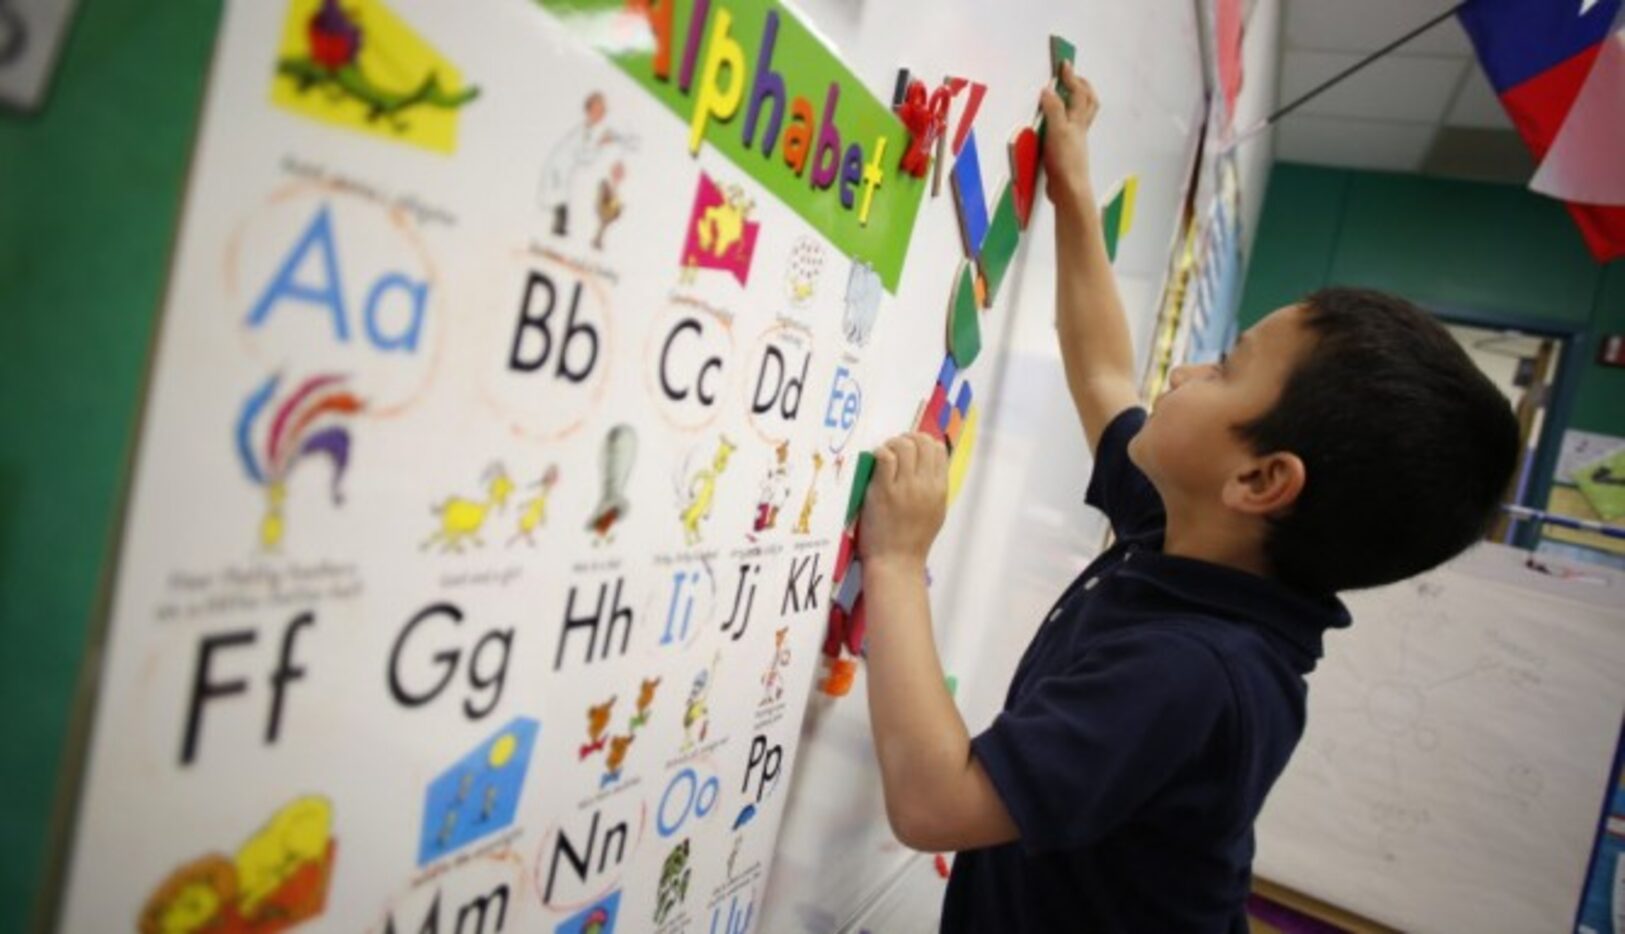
<box><xmin>1113</xmin><ymin>536</ymin><xmax>1352</xmax><ymax>663</ymax></box>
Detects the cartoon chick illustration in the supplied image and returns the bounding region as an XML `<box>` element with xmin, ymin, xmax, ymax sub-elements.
<box><xmin>510</xmin><ymin>464</ymin><xmax>560</xmax><ymax>547</ymax></box>
<box><xmin>425</xmin><ymin>463</ymin><xmax>515</xmax><ymax>553</ymax></box>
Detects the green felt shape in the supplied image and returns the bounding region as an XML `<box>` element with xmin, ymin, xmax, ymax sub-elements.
<box><xmin>1050</xmin><ymin>35</ymin><xmax>1077</xmax><ymax>102</ymax></box>
<box><xmin>1102</xmin><ymin>189</ymin><xmax>1125</xmax><ymax>262</ymax></box>
<box><xmin>846</xmin><ymin>451</ymin><xmax>877</xmax><ymax>526</ymax></box>
<box><xmin>948</xmin><ymin>262</ymin><xmax>982</xmax><ymax>368</ymax></box>
<box><xmin>978</xmin><ymin>183</ymin><xmax>1022</xmax><ymax>308</ymax></box>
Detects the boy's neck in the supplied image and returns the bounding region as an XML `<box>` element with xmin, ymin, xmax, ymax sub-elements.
<box><xmin>1159</xmin><ymin>505</ymin><xmax>1273</xmax><ymax>580</ymax></box>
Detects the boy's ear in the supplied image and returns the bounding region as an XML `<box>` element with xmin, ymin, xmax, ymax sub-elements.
<box><xmin>1222</xmin><ymin>452</ymin><xmax>1306</xmax><ymax>517</ymax></box>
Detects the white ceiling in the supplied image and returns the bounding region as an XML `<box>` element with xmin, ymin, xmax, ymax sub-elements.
<box><xmin>1274</xmin><ymin>0</ymin><xmax>1525</xmax><ymax>179</ymax></box>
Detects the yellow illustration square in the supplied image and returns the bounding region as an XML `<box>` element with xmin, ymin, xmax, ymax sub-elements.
<box><xmin>270</xmin><ymin>0</ymin><xmax>477</xmax><ymax>154</ymax></box>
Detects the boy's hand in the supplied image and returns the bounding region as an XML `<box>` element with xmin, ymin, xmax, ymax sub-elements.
<box><xmin>860</xmin><ymin>433</ymin><xmax>948</xmax><ymax>572</ymax></box>
<box><xmin>1039</xmin><ymin>61</ymin><xmax>1101</xmax><ymax>216</ymax></box>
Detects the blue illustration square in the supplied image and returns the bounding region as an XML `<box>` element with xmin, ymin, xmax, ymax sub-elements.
<box><xmin>556</xmin><ymin>889</ymin><xmax>621</xmax><ymax>933</ymax></box>
<box><xmin>418</xmin><ymin>716</ymin><xmax>540</xmax><ymax>865</ymax></box>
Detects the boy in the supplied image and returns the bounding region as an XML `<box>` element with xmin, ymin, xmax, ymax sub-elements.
<box><xmin>858</xmin><ymin>63</ymin><xmax>1520</xmax><ymax>931</ymax></box>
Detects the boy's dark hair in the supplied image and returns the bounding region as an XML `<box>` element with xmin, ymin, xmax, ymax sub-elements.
<box><xmin>1236</xmin><ymin>287</ymin><xmax>1521</xmax><ymax>594</ymax></box>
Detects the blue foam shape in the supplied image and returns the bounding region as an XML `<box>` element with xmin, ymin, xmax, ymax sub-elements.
<box><xmin>418</xmin><ymin>716</ymin><xmax>540</xmax><ymax>866</ymax></box>
<box><xmin>557</xmin><ymin>890</ymin><xmax>622</xmax><ymax>934</ymax></box>
<box><xmin>834</xmin><ymin>559</ymin><xmax>864</xmax><ymax>612</ymax></box>
<box><xmin>936</xmin><ymin>353</ymin><xmax>958</xmax><ymax>392</ymax></box>
<box><xmin>954</xmin><ymin>381</ymin><xmax>973</xmax><ymax>417</ymax></box>
<box><xmin>951</xmin><ymin>131</ymin><xmax>990</xmax><ymax>259</ymax></box>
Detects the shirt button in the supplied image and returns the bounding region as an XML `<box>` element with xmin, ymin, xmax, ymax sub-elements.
<box><xmin>1084</xmin><ymin>576</ymin><xmax>1100</xmax><ymax>590</ymax></box>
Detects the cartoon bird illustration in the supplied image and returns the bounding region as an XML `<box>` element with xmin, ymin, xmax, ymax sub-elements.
<box><xmin>307</xmin><ymin>0</ymin><xmax>361</xmax><ymax>69</ymax></box>
<box><xmin>424</xmin><ymin>463</ymin><xmax>515</xmax><ymax>553</ymax></box>
<box><xmin>509</xmin><ymin>464</ymin><xmax>560</xmax><ymax>548</ymax></box>
<box><xmin>793</xmin><ymin>452</ymin><xmax>825</xmax><ymax>534</ymax></box>
<box><xmin>276</xmin><ymin>0</ymin><xmax>480</xmax><ymax>129</ymax></box>
<box><xmin>679</xmin><ymin>435</ymin><xmax>736</xmax><ymax>546</ymax></box>
<box><xmin>580</xmin><ymin>696</ymin><xmax>616</xmax><ymax>759</ymax></box>
<box><xmin>235</xmin><ymin>373</ymin><xmax>363</xmax><ymax>552</ymax></box>
<box><xmin>630</xmin><ymin>676</ymin><xmax>661</xmax><ymax>731</ymax></box>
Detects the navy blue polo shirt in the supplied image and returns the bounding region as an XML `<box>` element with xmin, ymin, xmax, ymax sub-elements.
<box><xmin>941</xmin><ymin>407</ymin><xmax>1351</xmax><ymax>933</ymax></box>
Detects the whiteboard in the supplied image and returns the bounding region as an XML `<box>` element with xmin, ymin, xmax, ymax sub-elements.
<box><xmin>760</xmin><ymin>1</ymin><xmax>1207</xmax><ymax>929</ymax></box>
<box><xmin>1255</xmin><ymin>543</ymin><xmax>1625</xmax><ymax>933</ymax></box>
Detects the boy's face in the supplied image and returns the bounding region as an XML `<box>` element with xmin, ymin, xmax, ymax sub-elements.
<box><xmin>1129</xmin><ymin>304</ymin><xmax>1314</xmax><ymax>512</ymax></box>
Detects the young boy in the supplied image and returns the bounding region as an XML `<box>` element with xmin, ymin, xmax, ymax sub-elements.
<box><xmin>858</xmin><ymin>63</ymin><xmax>1521</xmax><ymax>931</ymax></box>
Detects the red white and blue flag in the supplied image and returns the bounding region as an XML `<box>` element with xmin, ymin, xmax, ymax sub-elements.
<box><xmin>1458</xmin><ymin>0</ymin><xmax>1625</xmax><ymax>261</ymax></box>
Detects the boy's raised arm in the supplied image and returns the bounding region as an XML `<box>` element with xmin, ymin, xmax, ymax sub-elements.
<box><xmin>1041</xmin><ymin>65</ymin><xmax>1140</xmax><ymax>454</ymax></box>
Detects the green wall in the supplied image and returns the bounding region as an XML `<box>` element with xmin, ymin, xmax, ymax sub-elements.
<box><xmin>1240</xmin><ymin>162</ymin><xmax>1624</xmax><ymax>438</ymax></box>
<box><xmin>0</xmin><ymin>2</ymin><xmax>222</xmax><ymax>928</ymax></box>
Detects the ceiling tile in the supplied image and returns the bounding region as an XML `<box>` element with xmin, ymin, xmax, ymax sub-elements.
<box><xmin>1447</xmin><ymin>62</ymin><xmax>1514</xmax><ymax>129</ymax></box>
<box><xmin>1285</xmin><ymin>0</ymin><xmax>1473</xmax><ymax>56</ymax></box>
<box><xmin>1276</xmin><ymin>115</ymin><xmax>1438</xmax><ymax>172</ymax></box>
<box><xmin>1280</xmin><ymin>50</ymin><xmax>1469</xmax><ymax>123</ymax></box>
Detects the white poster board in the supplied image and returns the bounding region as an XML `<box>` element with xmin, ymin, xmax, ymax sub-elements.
<box><xmin>55</xmin><ymin>0</ymin><xmax>913</xmax><ymax>930</ymax></box>
<box><xmin>50</xmin><ymin>0</ymin><xmax>1203</xmax><ymax>931</ymax></box>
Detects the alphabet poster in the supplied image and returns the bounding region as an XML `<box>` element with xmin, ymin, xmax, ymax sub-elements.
<box><xmin>48</xmin><ymin>0</ymin><xmax>1040</xmax><ymax>930</ymax></box>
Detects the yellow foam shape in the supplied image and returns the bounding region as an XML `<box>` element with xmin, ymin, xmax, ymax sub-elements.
<box><xmin>1119</xmin><ymin>175</ymin><xmax>1139</xmax><ymax>238</ymax></box>
<box><xmin>947</xmin><ymin>406</ymin><xmax>980</xmax><ymax>506</ymax></box>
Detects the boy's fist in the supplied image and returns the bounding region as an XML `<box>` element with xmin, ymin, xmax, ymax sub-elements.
<box><xmin>860</xmin><ymin>433</ymin><xmax>949</xmax><ymax>570</ymax></box>
<box><xmin>1039</xmin><ymin>61</ymin><xmax>1101</xmax><ymax>214</ymax></box>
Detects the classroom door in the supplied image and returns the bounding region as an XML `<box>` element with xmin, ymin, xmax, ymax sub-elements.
<box><xmin>1441</xmin><ymin>323</ymin><xmax>1561</xmax><ymax>542</ymax></box>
